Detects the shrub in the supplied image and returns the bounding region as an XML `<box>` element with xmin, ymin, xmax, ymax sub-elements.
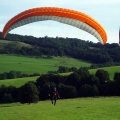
<box><xmin>19</xmin><ymin>82</ymin><xmax>39</xmax><ymax>104</ymax></box>
<box><xmin>79</xmin><ymin>84</ymin><xmax>99</xmax><ymax>97</ymax></box>
<box><xmin>58</xmin><ymin>84</ymin><xmax>78</xmax><ymax>98</ymax></box>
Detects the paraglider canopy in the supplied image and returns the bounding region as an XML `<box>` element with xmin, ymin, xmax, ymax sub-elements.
<box><xmin>2</xmin><ymin>7</ymin><xmax>107</xmax><ymax>44</ymax></box>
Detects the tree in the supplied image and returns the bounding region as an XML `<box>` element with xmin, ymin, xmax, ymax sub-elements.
<box><xmin>2</xmin><ymin>93</ymin><xmax>13</xmax><ymax>103</ymax></box>
<box><xmin>7</xmin><ymin>71</ymin><xmax>19</xmax><ymax>79</ymax></box>
<box><xmin>0</xmin><ymin>85</ymin><xmax>8</xmax><ymax>103</ymax></box>
<box><xmin>88</xmin><ymin>74</ymin><xmax>100</xmax><ymax>87</ymax></box>
<box><xmin>79</xmin><ymin>84</ymin><xmax>99</xmax><ymax>97</ymax></box>
<box><xmin>58</xmin><ymin>66</ymin><xmax>68</xmax><ymax>73</ymax></box>
<box><xmin>19</xmin><ymin>82</ymin><xmax>39</xmax><ymax>104</ymax></box>
<box><xmin>95</xmin><ymin>69</ymin><xmax>110</xmax><ymax>84</ymax></box>
<box><xmin>36</xmin><ymin>74</ymin><xmax>50</xmax><ymax>88</ymax></box>
<box><xmin>77</xmin><ymin>67</ymin><xmax>89</xmax><ymax>78</ymax></box>
<box><xmin>113</xmin><ymin>72</ymin><xmax>120</xmax><ymax>95</ymax></box>
<box><xmin>0</xmin><ymin>85</ymin><xmax>18</xmax><ymax>103</ymax></box>
<box><xmin>40</xmin><ymin>82</ymin><xmax>54</xmax><ymax>100</ymax></box>
<box><xmin>0</xmin><ymin>73</ymin><xmax>7</xmax><ymax>80</ymax></box>
<box><xmin>58</xmin><ymin>84</ymin><xmax>78</xmax><ymax>98</ymax></box>
<box><xmin>65</xmin><ymin>72</ymin><xmax>80</xmax><ymax>90</ymax></box>
<box><xmin>114</xmin><ymin>72</ymin><xmax>120</xmax><ymax>83</ymax></box>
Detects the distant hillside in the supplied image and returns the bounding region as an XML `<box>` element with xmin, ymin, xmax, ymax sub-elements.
<box><xmin>0</xmin><ymin>39</ymin><xmax>31</xmax><ymax>49</ymax></box>
<box><xmin>0</xmin><ymin>54</ymin><xmax>91</xmax><ymax>74</ymax></box>
<box><xmin>0</xmin><ymin>76</ymin><xmax>38</xmax><ymax>88</ymax></box>
<box><xmin>0</xmin><ymin>32</ymin><xmax>120</xmax><ymax>64</ymax></box>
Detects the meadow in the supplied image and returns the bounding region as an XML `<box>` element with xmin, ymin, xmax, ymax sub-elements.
<box><xmin>0</xmin><ymin>97</ymin><xmax>120</xmax><ymax>120</ymax></box>
<box><xmin>0</xmin><ymin>76</ymin><xmax>39</xmax><ymax>88</ymax></box>
<box><xmin>0</xmin><ymin>54</ymin><xmax>120</xmax><ymax>87</ymax></box>
<box><xmin>0</xmin><ymin>54</ymin><xmax>91</xmax><ymax>74</ymax></box>
<box><xmin>89</xmin><ymin>66</ymin><xmax>120</xmax><ymax>80</ymax></box>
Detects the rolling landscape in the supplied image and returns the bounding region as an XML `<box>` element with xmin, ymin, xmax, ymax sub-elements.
<box><xmin>0</xmin><ymin>33</ymin><xmax>120</xmax><ymax>120</ymax></box>
<box><xmin>0</xmin><ymin>54</ymin><xmax>120</xmax><ymax>88</ymax></box>
<box><xmin>0</xmin><ymin>1</ymin><xmax>120</xmax><ymax>120</ymax></box>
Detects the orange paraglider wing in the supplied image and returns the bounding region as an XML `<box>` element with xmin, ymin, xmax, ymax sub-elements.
<box><xmin>2</xmin><ymin>7</ymin><xmax>107</xmax><ymax>44</ymax></box>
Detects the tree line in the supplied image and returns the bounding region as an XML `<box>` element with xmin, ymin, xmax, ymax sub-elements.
<box><xmin>0</xmin><ymin>32</ymin><xmax>120</xmax><ymax>64</ymax></box>
<box><xmin>0</xmin><ymin>71</ymin><xmax>40</xmax><ymax>80</ymax></box>
<box><xmin>0</xmin><ymin>68</ymin><xmax>120</xmax><ymax>104</ymax></box>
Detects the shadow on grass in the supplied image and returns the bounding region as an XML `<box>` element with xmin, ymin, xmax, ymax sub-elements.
<box><xmin>76</xmin><ymin>106</ymin><xmax>82</xmax><ymax>109</ymax></box>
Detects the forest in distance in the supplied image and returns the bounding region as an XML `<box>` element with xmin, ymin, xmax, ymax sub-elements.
<box><xmin>0</xmin><ymin>32</ymin><xmax>120</xmax><ymax>65</ymax></box>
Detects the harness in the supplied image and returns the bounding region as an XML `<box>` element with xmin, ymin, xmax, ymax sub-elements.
<box><xmin>53</xmin><ymin>91</ymin><xmax>57</xmax><ymax>97</ymax></box>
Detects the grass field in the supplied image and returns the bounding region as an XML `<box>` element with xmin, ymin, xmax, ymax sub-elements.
<box><xmin>0</xmin><ymin>76</ymin><xmax>39</xmax><ymax>88</ymax></box>
<box><xmin>0</xmin><ymin>97</ymin><xmax>120</xmax><ymax>120</ymax></box>
<box><xmin>89</xmin><ymin>66</ymin><xmax>120</xmax><ymax>80</ymax></box>
<box><xmin>1</xmin><ymin>65</ymin><xmax>120</xmax><ymax>87</ymax></box>
<box><xmin>0</xmin><ymin>54</ymin><xmax>91</xmax><ymax>74</ymax></box>
<box><xmin>1</xmin><ymin>54</ymin><xmax>120</xmax><ymax>87</ymax></box>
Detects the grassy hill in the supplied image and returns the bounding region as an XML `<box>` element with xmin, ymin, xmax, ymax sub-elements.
<box><xmin>0</xmin><ymin>54</ymin><xmax>90</xmax><ymax>87</ymax></box>
<box><xmin>1</xmin><ymin>66</ymin><xmax>120</xmax><ymax>88</ymax></box>
<box><xmin>0</xmin><ymin>39</ymin><xmax>31</xmax><ymax>49</ymax></box>
<box><xmin>0</xmin><ymin>54</ymin><xmax>91</xmax><ymax>74</ymax></box>
<box><xmin>0</xmin><ymin>76</ymin><xmax>39</xmax><ymax>88</ymax></box>
<box><xmin>89</xmin><ymin>66</ymin><xmax>120</xmax><ymax>80</ymax></box>
<box><xmin>0</xmin><ymin>97</ymin><xmax>120</xmax><ymax>120</ymax></box>
<box><xmin>1</xmin><ymin>54</ymin><xmax>120</xmax><ymax>87</ymax></box>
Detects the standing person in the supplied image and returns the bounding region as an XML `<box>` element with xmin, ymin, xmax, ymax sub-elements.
<box><xmin>48</xmin><ymin>87</ymin><xmax>60</xmax><ymax>105</ymax></box>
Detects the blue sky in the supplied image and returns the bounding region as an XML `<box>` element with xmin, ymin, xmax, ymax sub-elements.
<box><xmin>0</xmin><ymin>0</ymin><xmax>120</xmax><ymax>43</ymax></box>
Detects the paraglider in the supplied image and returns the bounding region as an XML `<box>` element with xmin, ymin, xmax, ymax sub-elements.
<box><xmin>48</xmin><ymin>87</ymin><xmax>60</xmax><ymax>105</ymax></box>
<box><xmin>2</xmin><ymin>7</ymin><xmax>107</xmax><ymax>44</ymax></box>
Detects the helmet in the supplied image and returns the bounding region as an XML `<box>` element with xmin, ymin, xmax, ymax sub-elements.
<box><xmin>54</xmin><ymin>87</ymin><xmax>56</xmax><ymax>91</ymax></box>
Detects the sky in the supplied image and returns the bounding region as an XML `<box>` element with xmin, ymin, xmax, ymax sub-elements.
<box><xmin>0</xmin><ymin>0</ymin><xmax>120</xmax><ymax>44</ymax></box>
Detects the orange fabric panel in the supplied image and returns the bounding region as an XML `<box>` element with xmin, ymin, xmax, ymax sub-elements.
<box><xmin>2</xmin><ymin>7</ymin><xmax>107</xmax><ymax>43</ymax></box>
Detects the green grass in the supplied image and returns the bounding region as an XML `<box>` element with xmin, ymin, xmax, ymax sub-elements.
<box><xmin>1</xmin><ymin>65</ymin><xmax>120</xmax><ymax>87</ymax></box>
<box><xmin>0</xmin><ymin>76</ymin><xmax>39</xmax><ymax>88</ymax></box>
<box><xmin>0</xmin><ymin>97</ymin><xmax>120</xmax><ymax>120</ymax></box>
<box><xmin>89</xmin><ymin>66</ymin><xmax>120</xmax><ymax>80</ymax></box>
<box><xmin>0</xmin><ymin>54</ymin><xmax>91</xmax><ymax>74</ymax></box>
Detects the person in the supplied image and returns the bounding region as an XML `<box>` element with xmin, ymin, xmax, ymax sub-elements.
<box><xmin>48</xmin><ymin>87</ymin><xmax>60</xmax><ymax>105</ymax></box>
